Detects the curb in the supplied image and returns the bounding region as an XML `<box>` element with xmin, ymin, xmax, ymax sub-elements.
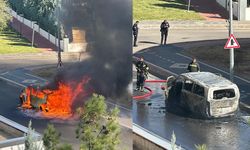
<box><xmin>138</xmin><ymin>21</ymin><xmax>250</xmax><ymax>30</ymax></box>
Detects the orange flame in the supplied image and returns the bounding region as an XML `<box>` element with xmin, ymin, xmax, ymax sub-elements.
<box><xmin>21</xmin><ymin>77</ymin><xmax>91</xmax><ymax>119</ymax></box>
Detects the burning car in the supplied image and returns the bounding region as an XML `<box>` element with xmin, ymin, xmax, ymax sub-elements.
<box><xmin>19</xmin><ymin>77</ymin><xmax>91</xmax><ymax>119</ymax></box>
<box><xmin>163</xmin><ymin>72</ymin><xmax>240</xmax><ymax>119</ymax></box>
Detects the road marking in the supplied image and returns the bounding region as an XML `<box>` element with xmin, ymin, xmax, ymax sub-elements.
<box><xmin>0</xmin><ymin>71</ymin><xmax>9</xmax><ymax>75</ymax></box>
<box><xmin>0</xmin><ymin>76</ymin><xmax>26</xmax><ymax>88</ymax></box>
<box><xmin>146</xmin><ymin>61</ymin><xmax>178</xmax><ymax>76</ymax></box>
<box><xmin>22</xmin><ymin>79</ymin><xmax>38</xmax><ymax>84</ymax></box>
<box><xmin>106</xmin><ymin>100</ymin><xmax>131</xmax><ymax>112</ymax></box>
<box><xmin>176</xmin><ymin>53</ymin><xmax>250</xmax><ymax>84</ymax></box>
<box><xmin>170</xmin><ymin>63</ymin><xmax>188</xmax><ymax>69</ymax></box>
<box><xmin>25</xmin><ymin>73</ymin><xmax>48</xmax><ymax>82</ymax></box>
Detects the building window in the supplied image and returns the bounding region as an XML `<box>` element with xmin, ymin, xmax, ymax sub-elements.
<box><xmin>248</xmin><ymin>0</ymin><xmax>250</xmax><ymax>7</ymax></box>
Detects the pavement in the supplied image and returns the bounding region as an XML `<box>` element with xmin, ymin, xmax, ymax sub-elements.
<box><xmin>134</xmin><ymin>30</ymin><xmax>250</xmax><ymax>111</ymax></box>
<box><xmin>132</xmin><ymin>28</ymin><xmax>250</xmax><ymax>149</ymax></box>
<box><xmin>183</xmin><ymin>0</ymin><xmax>228</xmax><ymax>21</ymax></box>
<box><xmin>132</xmin><ymin>73</ymin><xmax>250</xmax><ymax>150</ymax></box>
<box><xmin>0</xmin><ymin>68</ymin><xmax>132</xmax><ymax>149</ymax></box>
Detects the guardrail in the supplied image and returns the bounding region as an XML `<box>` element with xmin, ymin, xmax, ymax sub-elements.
<box><xmin>0</xmin><ymin>115</ymin><xmax>42</xmax><ymax>149</ymax></box>
<box><xmin>133</xmin><ymin>123</ymin><xmax>184</xmax><ymax>150</ymax></box>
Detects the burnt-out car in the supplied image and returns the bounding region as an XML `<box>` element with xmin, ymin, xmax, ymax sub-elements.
<box><xmin>163</xmin><ymin>72</ymin><xmax>240</xmax><ymax>119</ymax></box>
<box><xmin>19</xmin><ymin>85</ymin><xmax>49</xmax><ymax>111</ymax></box>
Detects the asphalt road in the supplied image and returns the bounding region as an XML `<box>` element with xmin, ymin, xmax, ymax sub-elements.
<box><xmin>134</xmin><ymin>45</ymin><xmax>250</xmax><ymax>106</ymax></box>
<box><xmin>133</xmin><ymin>74</ymin><xmax>250</xmax><ymax>150</ymax></box>
<box><xmin>133</xmin><ymin>29</ymin><xmax>250</xmax><ymax>52</ymax></box>
<box><xmin>133</xmin><ymin>28</ymin><xmax>250</xmax><ymax>150</ymax></box>
<box><xmin>0</xmin><ymin>69</ymin><xmax>132</xmax><ymax>149</ymax></box>
<box><xmin>0</xmin><ymin>78</ymin><xmax>84</xmax><ymax>149</ymax></box>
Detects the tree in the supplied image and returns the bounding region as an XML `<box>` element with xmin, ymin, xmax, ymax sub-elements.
<box><xmin>0</xmin><ymin>0</ymin><xmax>11</xmax><ymax>31</ymax></box>
<box><xmin>76</xmin><ymin>94</ymin><xmax>121</xmax><ymax>150</ymax></box>
<box><xmin>24</xmin><ymin>120</ymin><xmax>43</xmax><ymax>150</ymax></box>
<box><xmin>43</xmin><ymin>124</ymin><xmax>61</xmax><ymax>150</ymax></box>
<box><xmin>8</xmin><ymin>0</ymin><xmax>57</xmax><ymax>34</ymax></box>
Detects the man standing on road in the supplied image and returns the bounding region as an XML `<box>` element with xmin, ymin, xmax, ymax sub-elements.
<box><xmin>133</xmin><ymin>21</ymin><xmax>139</xmax><ymax>47</ymax></box>
<box><xmin>160</xmin><ymin>20</ymin><xmax>170</xmax><ymax>45</ymax></box>
<box><xmin>135</xmin><ymin>57</ymin><xmax>149</xmax><ymax>91</ymax></box>
<box><xmin>187</xmin><ymin>58</ymin><xmax>200</xmax><ymax>72</ymax></box>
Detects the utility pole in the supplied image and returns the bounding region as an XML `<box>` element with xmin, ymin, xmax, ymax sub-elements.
<box><xmin>187</xmin><ymin>0</ymin><xmax>191</xmax><ymax>12</ymax></box>
<box><xmin>229</xmin><ymin>0</ymin><xmax>234</xmax><ymax>81</ymax></box>
<box><xmin>19</xmin><ymin>14</ymin><xmax>23</xmax><ymax>37</ymax></box>
<box><xmin>57</xmin><ymin>0</ymin><xmax>62</xmax><ymax>68</ymax></box>
<box><xmin>31</xmin><ymin>21</ymin><xmax>36</xmax><ymax>47</ymax></box>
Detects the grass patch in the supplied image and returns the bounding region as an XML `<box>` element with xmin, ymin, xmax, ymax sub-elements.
<box><xmin>133</xmin><ymin>0</ymin><xmax>204</xmax><ymax>20</ymax></box>
<box><xmin>0</xmin><ymin>28</ymin><xmax>40</xmax><ymax>54</ymax></box>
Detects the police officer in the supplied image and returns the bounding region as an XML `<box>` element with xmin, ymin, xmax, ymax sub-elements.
<box><xmin>160</xmin><ymin>20</ymin><xmax>170</xmax><ymax>45</ymax></box>
<box><xmin>135</xmin><ymin>57</ymin><xmax>149</xmax><ymax>91</ymax></box>
<box><xmin>132</xmin><ymin>21</ymin><xmax>139</xmax><ymax>47</ymax></box>
<box><xmin>187</xmin><ymin>58</ymin><xmax>200</xmax><ymax>72</ymax></box>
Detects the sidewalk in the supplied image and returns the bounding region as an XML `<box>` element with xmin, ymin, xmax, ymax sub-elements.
<box><xmin>183</xmin><ymin>0</ymin><xmax>228</xmax><ymax>21</ymax></box>
<box><xmin>10</xmin><ymin>18</ymin><xmax>58</xmax><ymax>51</ymax></box>
<box><xmin>138</xmin><ymin>20</ymin><xmax>250</xmax><ymax>30</ymax></box>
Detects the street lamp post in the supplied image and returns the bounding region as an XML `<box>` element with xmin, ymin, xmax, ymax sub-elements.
<box><xmin>187</xmin><ymin>0</ymin><xmax>191</xmax><ymax>12</ymax></box>
<box><xmin>57</xmin><ymin>0</ymin><xmax>62</xmax><ymax>68</ymax></box>
<box><xmin>31</xmin><ymin>21</ymin><xmax>37</xmax><ymax>47</ymax></box>
<box><xmin>229</xmin><ymin>0</ymin><xmax>234</xmax><ymax>81</ymax></box>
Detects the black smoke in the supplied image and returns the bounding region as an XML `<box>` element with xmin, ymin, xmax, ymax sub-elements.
<box><xmin>47</xmin><ymin>0</ymin><xmax>132</xmax><ymax>102</ymax></box>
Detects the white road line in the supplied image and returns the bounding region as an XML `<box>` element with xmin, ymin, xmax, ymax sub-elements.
<box><xmin>25</xmin><ymin>73</ymin><xmax>48</xmax><ymax>81</ymax></box>
<box><xmin>133</xmin><ymin>56</ymin><xmax>178</xmax><ymax>77</ymax></box>
<box><xmin>0</xmin><ymin>72</ymin><xmax>9</xmax><ymax>75</ymax></box>
<box><xmin>146</xmin><ymin>61</ymin><xmax>178</xmax><ymax>76</ymax></box>
<box><xmin>176</xmin><ymin>53</ymin><xmax>250</xmax><ymax>84</ymax></box>
<box><xmin>0</xmin><ymin>76</ymin><xmax>26</xmax><ymax>88</ymax></box>
<box><xmin>106</xmin><ymin>100</ymin><xmax>131</xmax><ymax>112</ymax></box>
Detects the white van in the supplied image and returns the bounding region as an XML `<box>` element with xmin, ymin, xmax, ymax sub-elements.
<box><xmin>164</xmin><ymin>72</ymin><xmax>240</xmax><ymax>119</ymax></box>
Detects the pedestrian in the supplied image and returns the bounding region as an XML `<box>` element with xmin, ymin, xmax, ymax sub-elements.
<box><xmin>132</xmin><ymin>21</ymin><xmax>139</xmax><ymax>47</ymax></box>
<box><xmin>187</xmin><ymin>58</ymin><xmax>200</xmax><ymax>72</ymax></box>
<box><xmin>135</xmin><ymin>57</ymin><xmax>149</xmax><ymax>91</ymax></box>
<box><xmin>160</xmin><ymin>20</ymin><xmax>170</xmax><ymax>45</ymax></box>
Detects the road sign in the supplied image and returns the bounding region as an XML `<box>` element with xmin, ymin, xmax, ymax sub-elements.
<box><xmin>224</xmin><ymin>34</ymin><xmax>240</xmax><ymax>49</ymax></box>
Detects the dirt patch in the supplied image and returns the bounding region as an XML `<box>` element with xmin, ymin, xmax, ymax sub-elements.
<box><xmin>184</xmin><ymin>42</ymin><xmax>250</xmax><ymax>80</ymax></box>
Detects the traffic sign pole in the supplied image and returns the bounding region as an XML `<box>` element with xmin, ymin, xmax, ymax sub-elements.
<box><xmin>229</xmin><ymin>0</ymin><xmax>234</xmax><ymax>82</ymax></box>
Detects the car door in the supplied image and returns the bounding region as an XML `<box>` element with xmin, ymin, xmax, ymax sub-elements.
<box><xmin>180</xmin><ymin>79</ymin><xmax>194</xmax><ymax>110</ymax></box>
<box><xmin>189</xmin><ymin>84</ymin><xmax>206</xmax><ymax>115</ymax></box>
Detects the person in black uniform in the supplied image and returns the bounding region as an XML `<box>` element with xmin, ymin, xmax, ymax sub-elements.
<box><xmin>187</xmin><ymin>58</ymin><xmax>200</xmax><ymax>72</ymax></box>
<box><xmin>132</xmin><ymin>21</ymin><xmax>139</xmax><ymax>47</ymax></box>
<box><xmin>135</xmin><ymin>57</ymin><xmax>149</xmax><ymax>91</ymax></box>
<box><xmin>160</xmin><ymin>20</ymin><xmax>170</xmax><ymax>45</ymax></box>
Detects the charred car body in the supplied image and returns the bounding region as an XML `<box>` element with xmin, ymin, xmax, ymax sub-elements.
<box><xmin>19</xmin><ymin>85</ymin><xmax>50</xmax><ymax>112</ymax></box>
<box><xmin>163</xmin><ymin>72</ymin><xmax>240</xmax><ymax>119</ymax></box>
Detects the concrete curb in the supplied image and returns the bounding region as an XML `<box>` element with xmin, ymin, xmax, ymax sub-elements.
<box><xmin>138</xmin><ymin>20</ymin><xmax>250</xmax><ymax>30</ymax></box>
